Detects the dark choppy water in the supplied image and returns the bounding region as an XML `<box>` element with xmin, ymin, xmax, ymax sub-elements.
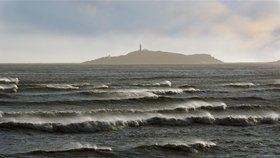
<box><xmin>0</xmin><ymin>64</ymin><xmax>280</xmax><ymax>158</ymax></box>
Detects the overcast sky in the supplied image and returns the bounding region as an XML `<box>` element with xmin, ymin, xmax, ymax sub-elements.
<box><xmin>0</xmin><ymin>0</ymin><xmax>280</xmax><ymax>63</ymax></box>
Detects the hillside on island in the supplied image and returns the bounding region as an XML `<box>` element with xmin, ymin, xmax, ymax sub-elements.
<box><xmin>83</xmin><ymin>48</ymin><xmax>223</xmax><ymax>65</ymax></box>
<box><xmin>272</xmin><ymin>60</ymin><xmax>280</xmax><ymax>64</ymax></box>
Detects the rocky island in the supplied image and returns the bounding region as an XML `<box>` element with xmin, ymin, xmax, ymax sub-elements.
<box><xmin>84</xmin><ymin>45</ymin><xmax>223</xmax><ymax>65</ymax></box>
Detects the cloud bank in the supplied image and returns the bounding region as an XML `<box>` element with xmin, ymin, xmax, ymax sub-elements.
<box><xmin>0</xmin><ymin>0</ymin><xmax>280</xmax><ymax>63</ymax></box>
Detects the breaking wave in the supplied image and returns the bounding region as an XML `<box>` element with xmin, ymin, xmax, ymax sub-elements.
<box><xmin>45</xmin><ymin>84</ymin><xmax>80</xmax><ymax>90</ymax></box>
<box><xmin>148</xmin><ymin>88</ymin><xmax>183</xmax><ymax>95</ymax></box>
<box><xmin>183</xmin><ymin>88</ymin><xmax>200</xmax><ymax>92</ymax></box>
<box><xmin>0</xmin><ymin>111</ymin><xmax>278</xmax><ymax>133</ymax></box>
<box><xmin>0</xmin><ymin>99</ymin><xmax>227</xmax><ymax>117</ymax></box>
<box><xmin>136</xmin><ymin>140</ymin><xmax>216</xmax><ymax>153</ymax></box>
<box><xmin>223</xmin><ymin>82</ymin><xmax>255</xmax><ymax>88</ymax></box>
<box><xmin>214</xmin><ymin>113</ymin><xmax>279</xmax><ymax>126</ymax></box>
<box><xmin>0</xmin><ymin>77</ymin><xmax>19</xmax><ymax>84</ymax></box>
<box><xmin>94</xmin><ymin>84</ymin><xmax>109</xmax><ymax>89</ymax></box>
<box><xmin>80</xmin><ymin>89</ymin><xmax>159</xmax><ymax>100</ymax></box>
<box><xmin>227</xmin><ymin>104</ymin><xmax>274</xmax><ymax>110</ymax></box>
<box><xmin>134</xmin><ymin>80</ymin><xmax>172</xmax><ymax>87</ymax></box>
<box><xmin>24</xmin><ymin>143</ymin><xmax>112</xmax><ymax>155</ymax></box>
<box><xmin>172</xmin><ymin>100</ymin><xmax>227</xmax><ymax>111</ymax></box>
<box><xmin>267</xmin><ymin>79</ymin><xmax>280</xmax><ymax>86</ymax></box>
<box><xmin>78</xmin><ymin>87</ymin><xmax>191</xmax><ymax>100</ymax></box>
<box><xmin>0</xmin><ymin>84</ymin><xmax>18</xmax><ymax>92</ymax></box>
<box><xmin>22</xmin><ymin>83</ymin><xmax>110</xmax><ymax>92</ymax></box>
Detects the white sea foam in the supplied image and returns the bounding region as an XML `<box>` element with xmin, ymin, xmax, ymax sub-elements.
<box><xmin>84</xmin><ymin>89</ymin><xmax>159</xmax><ymax>100</ymax></box>
<box><xmin>154</xmin><ymin>80</ymin><xmax>172</xmax><ymax>87</ymax></box>
<box><xmin>136</xmin><ymin>140</ymin><xmax>216</xmax><ymax>153</ymax></box>
<box><xmin>82</xmin><ymin>87</ymin><xmax>184</xmax><ymax>100</ymax></box>
<box><xmin>183</xmin><ymin>87</ymin><xmax>200</xmax><ymax>92</ymax></box>
<box><xmin>94</xmin><ymin>84</ymin><xmax>109</xmax><ymax>89</ymax></box>
<box><xmin>180</xmin><ymin>100</ymin><xmax>227</xmax><ymax>110</ymax></box>
<box><xmin>0</xmin><ymin>101</ymin><xmax>224</xmax><ymax>119</ymax></box>
<box><xmin>1</xmin><ymin>107</ymin><xmax>278</xmax><ymax>133</ymax></box>
<box><xmin>148</xmin><ymin>88</ymin><xmax>183</xmax><ymax>95</ymax></box>
<box><xmin>45</xmin><ymin>84</ymin><xmax>79</xmax><ymax>90</ymax></box>
<box><xmin>215</xmin><ymin>112</ymin><xmax>279</xmax><ymax>126</ymax></box>
<box><xmin>134</xmin><ymin>80</ymin><xmax>172</xmax><ymax>87</ymax></box>
<box><xmin>110</xmin><ymin>90</ymin><xmax>159</xmax><ymax>100</ymax></box>
<box><xmin>223</xmin><ymin>82</ymin><xmax>255</xmax><ymax>87</ymax></box>
<box><xmin>26</xmin><ymin>143</ymin><xmax>112</xmax><ymax>154</ymax></box>
<box><xmin>69</xmin><ymin>142</ymin><xmax>112</xmax><ymax>151</ymax></box>
<box><xmin>1</xmin><ymin>112</ymin><xmax>278</xmax><ymax>132</ymax></box>
<box><xmin>0</xmin><ymin>84</ymin><xmax>18</xmax><ymax>92</ymax></box>
<box><xmin>72</xmin><ymin>83</ymin><xmax>90</xmax><ymax>87</ymax></box>
<box><xmin>0</xmin><ymin>77</ymin><xmax>19</xmax><ymax>84</ymax></box>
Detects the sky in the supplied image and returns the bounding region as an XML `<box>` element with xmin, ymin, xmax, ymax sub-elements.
<box><xmin>0</xmin><ymin>0</ymin><xmax>280</xmax><ymax>63</ymax></box>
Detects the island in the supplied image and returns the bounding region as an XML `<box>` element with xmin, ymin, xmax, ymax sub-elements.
<box><xmin>83</xmin><ymin>45</ymin><xmax>223</xmax><ymax>65</ymax></box>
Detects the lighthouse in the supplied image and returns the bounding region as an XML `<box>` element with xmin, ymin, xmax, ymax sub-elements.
<box><xmin>139</xmin><ymin>44</ymin><xmax>142</xmax><ymax>51</ymax></box>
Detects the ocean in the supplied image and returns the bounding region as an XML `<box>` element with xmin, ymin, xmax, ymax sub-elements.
<box><xmin>0</xmin><ymin>64</ymin><xmax>280</xmax><ymax>158</ymax></box>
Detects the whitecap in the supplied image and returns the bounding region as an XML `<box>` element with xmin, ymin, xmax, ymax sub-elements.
<box><xmin>0</xmin><ymin>77</ymin><xmax>19</xmax><ymax>84</ymax></box>
<box><xmin>45</xmin><ymin>84</ymin><xmax>79</xmax><ymax>90</ymax></box>
<box><xmin>183</xmin><ymin>87</ymin><xmax>200</xmax><ymax>92</ymax></box>
<box><xmin>134</xmin><ymin>80</ymin><xmax>172</xmax><ymax>87</ymax></box>
<box><xmin>0</xmin><ymin>84</ymin><xmax>18</xmax><ymax>92</ymax></box>
<box><xmin>135</xmin><ymin>140</ymin><xmax>216</xmax><ymax>153</ymax></box>
<box><xmin>148</xmin><ymin>88</ymin><xmax>183</xmax><ymax>95</ymax></box>
<box><xmin>94</xmin><ymin>84</ymin><xmax>109</xmax><ymax>89</ymax></box>
<box><xmin>223</xmin><ymin>82</ymin><xmax>255</xmax><ymax>87</ymax></box>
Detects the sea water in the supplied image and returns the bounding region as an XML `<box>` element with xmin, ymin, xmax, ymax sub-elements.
<box><xmin>0</xmin><ymin>64</ymin><xmax>280</xmax><ymax>157</ymax></box>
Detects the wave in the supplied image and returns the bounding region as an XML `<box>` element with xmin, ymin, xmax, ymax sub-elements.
<box><xmin>266</xmin><ymin>79</ymin><xmax>280</xmax><ymax>86</ymax></box>
<box><xmin>0</xmin><ymin>101</ymin><xmax>226</xmax><ymax>118</ymax></box>
<box><xmin>154</xmin><ymin>80</ymin><xmax>172</xmax><ymax>87</ymax></box>
<box><xmin>0</xmin><ymin>96</ymin><xmax>170</xmax><ymax>106</ymax></box>
<box><xmin>225</xmin><ymin>96</ymin><xmax>266</xmax><ymax>101</ymax></box>
<box><xmin>149</xmin><ymin>88</ymin><xmax>183</xmax><ymax>95</ymax></box>
<box><xmin>246</xmin><ymin>87</ymin><xmax>280</xmax><ymax>92</ymax></box>
<box><xmin>21</xmin><ymin>83</ymin><xmax>110</xmax><ymax>92</ymax></box>
<box><xmin>178</xmin><ymin>84</ymin><xmax>192</xmax><ymax>88</ymax></box>
<box><xmin>78</xmin><ymin>87</ymin><xmax>186</xmax><ymax>100</ymax></box>
<box><xmin>0</xmin><ymin>93</ymin><xmax>14</xmax><ymax>98</ymax></box>
<box><xmin>174</xmin><ymin>100</ymin><xmax>227</xmax><ymax>111</ymax></box>
<box><xmin>134</xmin><ymin>80</ymin><xmax>172</xmax><ymax>87</ymax></box>
<box><xmin>0</xmin><ymin>84</ymin><xmax>18</xmax><ymax>93</ymax></box>
<box><xmin>72</xmin><ymin>83</ymin><xmax>91</xmax><ymax>87</ymax></box>
<box><xmin>222</xmin><ymin>82</ymin><xmax>255</xmax><ymax>88</ymax></box>
<box><xmin>135</xmin><ymin>141</ymin><xmax>216</xmax><ymax>153</ymax></box>
<box><xmin>215</xmin><ymin>113</ymin><xmax>279</xmax><ymax>126</ymax></box>
<box><xmin>0</xmin><ymin>77</ymin><xmax>19</xmax><ymax>84</ymax></box>
<box><xmin>227</xmin><ymin>104</ymin><xmax>274</xmax><ymax>110</ymax></box>
<box><xmin>24</xmin><ymin>143</ymin><xmax>112</xmax><ymax>155</ymax></box>
<box><xmin>0</xmin><ymin>94</ymin><xmax>269</xmax><ymax>107</ymax></box>
<box><xmin>187</xmin><ymin>96</ymin><xmax>266</xmax><ymax>101</ymax></box>
<box><xmin>45</xmin><ymin>84</ymin><xmax>80</xmax><ymax>90</ymax></box>
<box><xmin>1</xmin><ymin>111</ymin><xmax>277</xmax><ymax>133</ymax></box>
<box><xmin>80</xmin><ymin>89</ymin><xmax>159</xmax><ymax>100</ymax></box>
<box><xmin>183</xmin><ymin>88</ymin><xmax>200</xmax><ymax>92</ymax></box>
<box><xmin>94</xmin><ymin>84</ymin><xmax>109</xmax><ymax>89</ymax></box>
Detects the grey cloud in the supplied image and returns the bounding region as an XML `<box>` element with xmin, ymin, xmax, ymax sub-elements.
<box><xmin>220</xmin><ymin>0</ymin><xmax>280</xmax><ymax>19</ymax></box>
<box><xmin>0</xmin><ymin>0</ymin><xmax>280</xmax><ymax>62</ymax></box>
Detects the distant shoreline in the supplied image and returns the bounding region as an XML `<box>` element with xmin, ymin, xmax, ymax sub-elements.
<box><xmin>0</xmin><ymin>62</ymin><xmax>278</xmax><ymax>65</ymax></box>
